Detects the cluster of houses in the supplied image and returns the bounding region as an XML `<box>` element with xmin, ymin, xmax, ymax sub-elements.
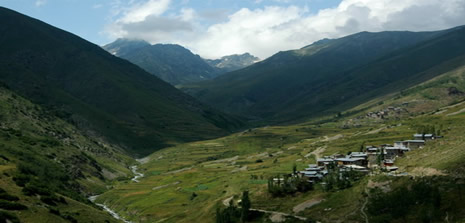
<box><xmin>298</xmin><ymin>133</ymin><xmax>438</xmax><ymax>182</ymax></box>
<box><xmin>365</xmin><ymin>106</ymin><xmax>406</xmax><ymax>119</ymax></box>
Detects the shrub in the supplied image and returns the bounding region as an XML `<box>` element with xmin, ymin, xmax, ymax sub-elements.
<box><xmin>0</xmin><ymin>188</ymin><xmax>19</xmax><ymax>201</ymax></box>
<box><xmin>0</xmin><ymin>210</ymin><xmax>20</xmax><ymax>223</ymax></box>
<box><xmin>0</xmin><ymin>200</ymin><xmax>28</xmax><ymax>210</ymax></box>
<box><xmin>268</xmin><ymin>175</ymin><xmax>313</xmax><ymax>197</ymax></box>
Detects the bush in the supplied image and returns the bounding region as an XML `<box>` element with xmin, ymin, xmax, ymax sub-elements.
<box><xmin>40</xmin><ymin>196</ymin><xmax>58</xmax><ymax>206</ymax></box>
<box><xmin>49</xmin><ymin>207</ymin><xmax>60</xmax><ymax>215</ymax></box>
<box><xmin>190</xmin><ymin>192</ymin><xmax>197</xmax><ymax>201</ymax></box>
<box><xmin>0</xmin><ymin>188</ymin><xmax>19</xmax><ymax>201</ymax></box>
<box><xmin>0</xmin><ymin>210</ymin><xmax>20</xmax><ymax>223</ymax></box>
<box><xmin>22</xmin><ymin>181</ymin><xmax>52</xmax><ymax>196</ymax></box>
<box><xmin>13</xmin><ymin>173</ymin><xmax>30</xmax><ymax>187</ymax></box>
<box><xmin>268</xmin><ymin>175</ymin><xmax>313</xmax><ymax>197</ymax></box>
<box><xmin>14</xmin><ymin>155</ymin><xmax>84</xmax><ymax>203</ymax></box>
<box><xmin>0</xmin><ymin>200</ymin><xmax>28</xmax><ymax>210</ymax></box>
<box><xmin>216</xmin><ymin>191</ymin><xmax>253</xmax><ymax>223</ymax></box>
<box><xmin>216</xmin><ymin>203</ymin><xmax>240</xmax><ymax>223</ymax></box>
<box><xmin>367</xmin><ymin>179</ymin><xmax>443</xmax><ymax>222</ymax></box>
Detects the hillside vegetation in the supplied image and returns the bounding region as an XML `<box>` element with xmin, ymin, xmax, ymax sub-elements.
<box><xmin>0</xmin><ymin>86</ymin><xmax>135</xmax><ymax>222</ymax></box>
<box><xmin>96</xmin><ymin>64</ymin><xmax>465</xmax><ymax>222</ymax></box>
<box><xmin>0</xmin><ymin>7</ymin><xmax>243</xmax><ymax>156</ymax></box>
<box><xmin>185</xmin><ymin>27</ymin><xmax>465</xmax><ymax>124</ymax></box>
<box><xmin>3</xmin><ymin>6</ymin><xmax>465</xmax><ymax>223</ymax></box>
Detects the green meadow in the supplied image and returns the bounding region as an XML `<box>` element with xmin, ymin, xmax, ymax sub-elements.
<box><xmin>96</xmin><ymin>65</ymin><xmax>465</xmax><ymax>222</ymax></box>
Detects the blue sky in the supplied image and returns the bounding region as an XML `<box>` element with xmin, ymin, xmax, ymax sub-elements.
<box><xmin>1</xmin><ymin>0</ymin><xmax>465</xmax><ymax>59</ymax></box>
<box><xmin>0</xmin><ymin>0</ymin><xmax>341</xmax><ymax>45</ymax></box>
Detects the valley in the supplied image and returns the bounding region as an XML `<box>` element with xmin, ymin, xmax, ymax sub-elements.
<box><xmin>93</xmin><ymin>64</ymin><xmax>465</xmax><ymax>222</ymax></box>
<box><xmin>1</xmin><ymin>4</ymin><xmax>465</xmax><ymax>223</ymax></box>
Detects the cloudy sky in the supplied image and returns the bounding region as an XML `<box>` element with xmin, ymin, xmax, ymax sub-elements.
<box><xmin>1</xmin><ymin>0</ymin><xmax>465</xmax><ymax>59</ymax></box>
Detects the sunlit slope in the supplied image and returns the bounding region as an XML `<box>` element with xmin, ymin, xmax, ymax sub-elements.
<box><xmin>0</xmin><ymin>86</ymin><xmax>135</xmax><ymax>222</ymax></box>
<box><xmin>98</xmin><ymin>65</ymin><xmax>465</xmax><ymax>222</ymax></box>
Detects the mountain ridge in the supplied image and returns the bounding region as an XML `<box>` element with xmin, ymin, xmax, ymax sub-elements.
<box><xmin>103</xmin><ymin>39</ymin><xmax>261</xmax><ymax>85</ymax></box>
<box><xmin>205</xmin><ymin>52</ymin><xmax>260</xmax><ymax>74</ymax></box>
<box><xmin>184</xmin><ymin>26</ymin><xmax>465</xmax><ymax>123</ymax></box>
<box><xmin>0</xmin><ymin>7</ymin><xmax>243</xmax><ymax>156</ymax></box>
<box><xmin>103</xmin><ymin>39</ymin><xmax>218</xmax><ymax>85</ymax></box>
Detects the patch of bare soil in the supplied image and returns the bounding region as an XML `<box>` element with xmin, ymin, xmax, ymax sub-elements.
<box><xmin>293</xmin><ymin>198</ymin><xmax>324</xmax><ymax>213</ymax></box>
<box><xmin>410</xmin><ymin>167</ymin><xmax>447</xmax><ymax>176</ymax></box>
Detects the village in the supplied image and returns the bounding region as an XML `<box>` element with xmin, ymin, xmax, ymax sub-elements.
<box><xmin>297</xmin><ymin>133</ymin><xmax>441</xmax><ymax>184</ymax></box>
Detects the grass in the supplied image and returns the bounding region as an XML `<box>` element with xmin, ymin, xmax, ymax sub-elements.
<box><xmin>0</xmin><ymin>7</ymin><xmax>243</xmax><ymax>157</ymax></box>
<box><xmin>0</xmin><ymin>87</ymin><xmax>136</xmax><ymax>222</ymax></box>
<box><xmin>96</xmin><ymin>118</ymin><xmax>415</xmax><ymax>222</ymax></box>
<box><xmin>96</xmin><ymin>64</ymin><xmax>465</xmax><ymax>222</ymax></box>
<box><xmin>1</xmin><ymin>72</ymin><xmax>465</xmax><ymax>222</ymax></box>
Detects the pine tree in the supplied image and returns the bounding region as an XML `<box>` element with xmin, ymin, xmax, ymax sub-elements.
<box><xmin>216</xmin><ymin>206</ymin><xmax>223</xmax><ymax>223</ymax></box>
<box><xmin>240</xmin><ymin>191</ymin><xmax>251</xmax><ymax>222</ymax></box>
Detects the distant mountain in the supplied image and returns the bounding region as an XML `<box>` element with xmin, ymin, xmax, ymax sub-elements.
<box><xmin>103</xmin><ymin>38</ymin><xmax>151</xmax><ymax>57</ymax></box>
<box><xmin>0</xmin><ymin>7</ymin><xmax>243</xmax><ymax>156</ymax></box>
<box><xmin>103</xmin><ymin>39</ymin><xmax>218</xmax><ymax>85</ymax></box>
<box><xmin>205</xmin><ymin>53</ymin><xmax>260</xmax><ymax>74</ymax></box>
<box><xmin>184</xmin><ymin>26</ymin><xmax>465</xmax><ymax>123</ymax></box>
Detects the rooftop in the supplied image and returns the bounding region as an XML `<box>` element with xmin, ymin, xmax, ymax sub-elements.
<box><xmin>384</xmin><ymin>146</ymin><xmax>402</xmax><ymax>150</ymax></box>
<box><xmin>299</xmin><ymin>171</ymin><xmax>318</xmax><ymax>175</ymax></box>
<box><xmin>335</xmin><ymin>157</ymin><xmax>365</xmax><ymax>162</ymax></box>
<box><xmin>317</xmin><ymin>158</ymin><xmax>334</xmax><ymax>162</ymax></box>
<box><xmin>404</xmin><ymin>140</ymin><xmax>425</xmax><ymax>143</ymax></box>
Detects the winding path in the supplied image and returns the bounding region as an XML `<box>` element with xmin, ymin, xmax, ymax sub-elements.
<box><xmin>360</xmin><ymin>189</ymin><xmax>369</xmax><ymax>223</ymax></box>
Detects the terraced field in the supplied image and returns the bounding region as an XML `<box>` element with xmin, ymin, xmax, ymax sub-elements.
<box><xmin>96</xmin><ymin>65</ymin><xmax>465</xmax><ymax>222</ymax></box>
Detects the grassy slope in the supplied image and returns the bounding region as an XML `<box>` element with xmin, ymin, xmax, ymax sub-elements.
<box><xmin>97</xmin><ymin>64</ymin><xmax>465</xmax><ymax>223</ymax></box>
<box><xmin>0</xmin><ymin>7</ymin><xmax>242</xmax><ymax>156</ymax></box>
<box><xmin>0</xmin><ymin>86</ymin><xmax>135</xmax><ymax>222</ymax></box>
<box><xmin>185</xmin><ymin>27</ymin><xmax>465</xmax><ymax>124</ymax></box>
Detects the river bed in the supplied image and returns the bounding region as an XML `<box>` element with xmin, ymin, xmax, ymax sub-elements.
<box><xmin>88</xmin><ymin>195</ymin><xmax>132</xmax><ymax>223</ymax></box>
<box><xmin>88</xmin><ymin>165</ymin><xmax>144</xmax><ymax>222</ymax></box>
<box><xmin>130</xmin><ymin>165</ymin><xmax>144</xmax><ymax>182</ymax></box>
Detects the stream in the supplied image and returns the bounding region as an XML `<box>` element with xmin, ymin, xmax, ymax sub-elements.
<box><xmin>88</xmin><ymin>165</ymin><xmax>144</xmax><ymax>223</ymax></box>
<box><xmin>130</xmin><ymin>165</ymin><xmax>144</xmax><ymax>182</ymax></box>
<box><xmin>88</xmin><ymin>195</ymin><xmax>132</xmax><ymax>223</ymax></box>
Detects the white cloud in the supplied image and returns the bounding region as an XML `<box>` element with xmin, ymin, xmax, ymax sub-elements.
<box><xmin>35</xmin><ymin>0</ymin><xmax>47</xmax><ymax>7</ymax></box>
<box><xmin>180</xmin><ymin>8</ymin><xmax>195</xmax><ymax>21</ymax></box>
<box><xmin>104</xmin><ymin>0</ymin><xmax>465</xmax><ymax>59</ymax></box>
<box><xmin>104</xmin><ymin>0</ymin><xmax>178</xmax><ymax>39</ymax></box>
<box><xmin>190</xmin><ymin>6</ymin><xmax>306</xmax><ymax>59</ymax></box>
<box><xmin>191</xmin><ymin>0</ymin><xmax>465</xmax><ymax>59</ymax></box>
<box><xmin>120</xmin><ymin>0</ymin><xmax>171</xmax><ymax>23</ymax></box>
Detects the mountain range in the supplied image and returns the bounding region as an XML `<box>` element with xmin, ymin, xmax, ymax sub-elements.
<box><xmin>103</xmin><ymin>39</ymin><xmax>259</xmax><ymax>85</ymax></box>
<box><xmin>3</xmin><ymin>4</ymin><xmax>465</xmax><ymax>223</ymax></box>
<box><xmin>184</xmin><ymin>27</ymin><xmax>465</xmax><ymax>123</ymax></box>
<box><xmin>103</xmin><ymin>39</ymin><xmax>217</xmax><ymax>85</ymax></box>
<box><xmin>205</xmin><ymin>53</ymin><xmax>260</xmax><ymax>74</ymax></box>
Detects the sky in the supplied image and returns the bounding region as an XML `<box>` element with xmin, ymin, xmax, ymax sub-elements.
<box><xmin>1</xmin><ymin>0</ymin><xmax>465</xmax><ymax>59</ymax></box>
